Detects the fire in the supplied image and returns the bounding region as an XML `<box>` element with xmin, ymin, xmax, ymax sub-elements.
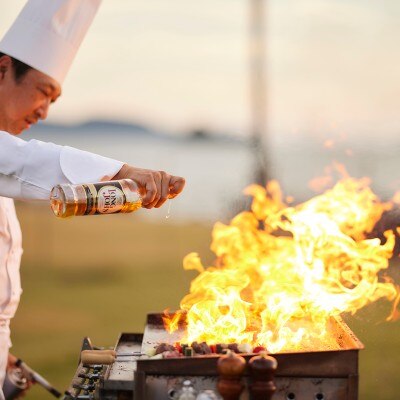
<box><xmin>165</xmin><ymin>166</ymin><xmax>400</xmax><ymax>353</ymax></box>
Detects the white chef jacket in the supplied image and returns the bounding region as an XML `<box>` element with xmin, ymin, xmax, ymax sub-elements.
<box><xmin>0</xmin><ymin>130</ymin><xmax>124</xmax><ymax>387</ymax></box>
<box><xmin>0</xmin><ymin>197</ymin><xmax>22</xmax><ymax>393</ymax></box>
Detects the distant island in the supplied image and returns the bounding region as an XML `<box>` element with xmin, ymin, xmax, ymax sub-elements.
<box><xmin>29</xmin><ymin>119</ymin><xmax>247</xmax><ymax>144</ymax></box>
<box><xmin>30</xmin><ymin>119</ymin><xmax>151</xmax><ymax>135</ymax></box>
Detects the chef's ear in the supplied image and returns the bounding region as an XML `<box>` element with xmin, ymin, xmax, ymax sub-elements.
<box><xmin>0</xmin><ymin>55</ymin><xmax>12</xmax><ymax>81</ymax></box>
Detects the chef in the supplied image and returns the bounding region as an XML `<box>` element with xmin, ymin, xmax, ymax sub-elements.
<box><xmin>0</xmin><ymin>1</ymin><xmax>185</xmax><ymax>398</ymax></box>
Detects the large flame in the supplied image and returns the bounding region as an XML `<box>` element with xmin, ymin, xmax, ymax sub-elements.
<box><xmin>166</xmin><ymin>166</ymin><xmax>400</xmax><ymax>353</ymax></box>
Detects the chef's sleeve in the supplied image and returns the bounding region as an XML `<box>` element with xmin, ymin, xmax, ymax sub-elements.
<box><xmin>0</xmin><ymin>131</ymin><xmax>124</xmax><ymax>200</ymax></box>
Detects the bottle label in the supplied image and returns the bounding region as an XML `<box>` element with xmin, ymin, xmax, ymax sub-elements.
<box><xmin>97</xmin><ymin>185</ymin><xmax>125</xmax><ymax>214</ymax></box>
<box><xmin>82</xmin><ymin>182</ymin><xmax>126</xmax><ymax>215</ymax></box>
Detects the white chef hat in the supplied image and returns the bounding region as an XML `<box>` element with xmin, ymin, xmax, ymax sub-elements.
<box><xmin>0</xmin><ymin>0</ymin><xmax>102</xmax><ymax>85</ymax></box>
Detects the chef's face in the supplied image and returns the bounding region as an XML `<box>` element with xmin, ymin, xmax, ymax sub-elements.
<box><xmin>0</xmin><ymin>55</ymin><xmax>62</xmax><ymax>135</ymax></box>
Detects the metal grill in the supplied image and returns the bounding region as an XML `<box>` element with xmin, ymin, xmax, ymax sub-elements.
<box><xmin>64</xmin><ymin>313</ymin><xmax>363</xmax><ymax>400</ymax></box>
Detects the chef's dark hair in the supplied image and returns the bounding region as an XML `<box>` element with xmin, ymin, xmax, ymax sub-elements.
<box><xmin>0</xmin><ymin>52</ymin><xmax>33</xmax><ymax>82</ymax></box>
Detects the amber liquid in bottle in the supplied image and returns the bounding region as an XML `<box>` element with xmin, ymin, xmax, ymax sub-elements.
<box><xmin>50</xmin><ymin>179</ymin><xmax>142</xmax><ymax>218</ymax></box>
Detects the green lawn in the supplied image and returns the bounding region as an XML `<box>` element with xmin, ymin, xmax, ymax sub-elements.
<box><xmin>9</xmin><ymin>203</ymin><xmax>400</xmax><ymax>399</ymax></box>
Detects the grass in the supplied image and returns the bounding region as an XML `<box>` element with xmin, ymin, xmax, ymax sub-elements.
<box><xmin>9</xmin><ymin>203</ymin><xmax>400</xmax><ymax>399</ymax></box>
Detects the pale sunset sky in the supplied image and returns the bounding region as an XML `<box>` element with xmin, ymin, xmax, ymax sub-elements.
<box><xmin>1</xmin><ymin>1</ymin><xmax>400</xmax><ymax>139</ymax></box>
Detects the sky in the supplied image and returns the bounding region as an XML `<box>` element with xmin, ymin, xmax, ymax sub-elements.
<box><xmin>1</xmin><ymin>0</ymin><xmax>400</xmax><ymax>139</ymax></box>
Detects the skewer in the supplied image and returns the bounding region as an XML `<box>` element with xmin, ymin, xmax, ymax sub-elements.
<box><xmin>80</xmin><ymin>350</ymin><xmax>143</xmax><ymax>365</ymax></box>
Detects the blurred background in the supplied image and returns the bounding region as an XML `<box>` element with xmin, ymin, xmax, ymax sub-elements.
<box><xmin>2</xmin><ymin>0</ymin><xmax>400</xmax><ymax>399</ymax></box>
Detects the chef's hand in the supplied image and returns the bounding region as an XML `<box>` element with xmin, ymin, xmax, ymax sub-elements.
<box><xmin>7</xmin><ymin>354</ymin><xmax>35</xmax><ymax>399</ymax></box>
<box><xmin>113</xmin><ymin>164</ymin><xmax>185</xmax><ymax>209</ymax></box>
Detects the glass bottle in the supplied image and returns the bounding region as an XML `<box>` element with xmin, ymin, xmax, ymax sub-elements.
<box><xmin>196</xmin><ymin>390</ymin><xmax>221</xmax><ymax>400</ymax></box>
<box><xmin>173</xmin><ymin>380</ymin><xmax>197</xmax><ymax>400</ymax></box>
<box><xmin>50</xmin><ymin>179</ymin><xmax>142</xmax><ymax>218</ymax></box>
